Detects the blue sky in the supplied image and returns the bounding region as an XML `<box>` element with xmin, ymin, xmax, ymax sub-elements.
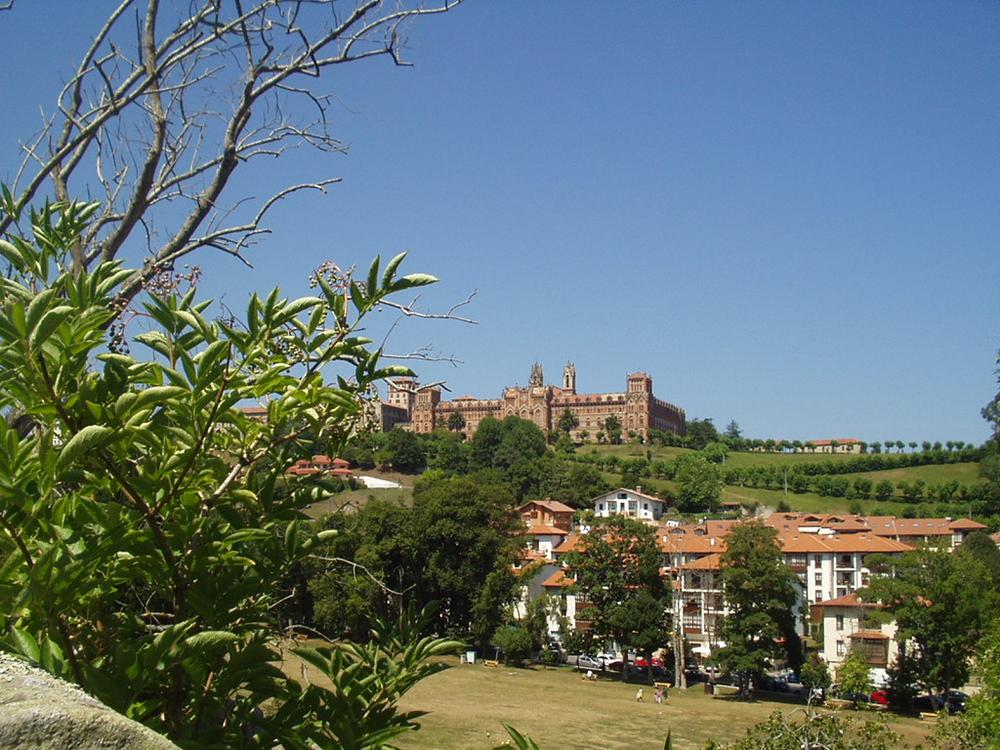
<box><xmin>1</xmin><ymin>2</ymin><xmax>998</xmax><ymax>443</ymax></box>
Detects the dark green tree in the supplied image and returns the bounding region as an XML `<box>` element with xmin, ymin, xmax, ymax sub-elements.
<box><xmin>686</xmin><ymin>418</ymin><xmax>720</xmax><ymax>450</ymax></box>
<box><xmin>556</xmin><ymin>408</ymin><xmax>579</xmax><ymax>434</ymax></box>
<box><xmin>382</xmin><ymin>428</ymin><xmax>427</xmax><ymax>473</ymax></box>
<box><xmin>960</xmin><ymin>531</ymin><xmax>1000</xmax><ymax>583</ymax></box>
<box><xmin>493</xmin><ymin>416</ymin><xmax>548</xmax><ymax>470</ymax></box>
<box><xmin>491</xmin><ymin>625</ymin><xmax>534</xmax><ymax>665</ymax></box>
<box><xmin>602</xmin><ymin>415</ymin><xmax>623</xmax><ymax>445</ymax></box>
<box><xmin>864</xmin><ymin>547</ymin><xmax>999</xmax><ymax>697</ymax></box>
<box><xmin>470</xmin><ymin>416</ymin><xmax>504</xmax><ymax>469</ymax></box>
<box><xmin>446</xmin><ymin>410</ymin><xmax>467</xmax><ymax>432</ymax></box>
<box><xmin>874</xmin><ymin>480</ymin><xmax>894</xmax><ymax>501</ymax></box>
<box><xmin>564</xmin><ymin>515</ymin><xmax>670</xmax><ymax>679</ymax></box>
<box><xmin>423</xmin><ymin>428</ymin><xmax>469</xmax><ymax>473</ymax></box>
<box><xmin>983</xmin><ymin>348</ymin><xmax>1000</xmax><ymax>440</ymax></box>
<box><xmin>411</xmin><ymin>475</ymin><xmax>522</xmax><ymax>647</ymax></box>
<box><xmin>725</xmin><ymin>420</ymin><xmax>742</xmax><ymax>439</ymax></box>
<box><xmin>675</xmin><ymin>454</ymin><xmax>722</xmax><ymax>512</ymax></box>
<box><xmin>800</xmin><ymin>654</ymin><xmax>831</xmax><ymax>695</ymax></box>
<box><xmin>715</xmin><ymin>522</ymin><xmax>802</xmax><ymax>696</ymax></box>
<box><xmin>309</xmin><ymin>500</ymin><xmax>418</xmax><ymax>639</ymax></box>
<box><xmin>836</xmin><ymin>649</ymin><xmax>873</xmax><ymax>708</ymax></box>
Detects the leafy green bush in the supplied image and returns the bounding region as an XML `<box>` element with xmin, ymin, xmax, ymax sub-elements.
<box><xmin>0</xmin><ymin>197</ymin><xmax>459</xmax><ymax>748</ymax></box>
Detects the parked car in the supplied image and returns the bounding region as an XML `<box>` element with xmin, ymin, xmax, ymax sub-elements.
<box><xmin>915</xmin><ymin>694</ymin><xmax>944</xmax><ymax>712</ymax></box>
<box><xmin>831</xmin><ymin>684</ymin><xmax>871</xmax><ymax>704</ymax></box>
<box><xmin>870</xmin><ymin>689</ymin><xmax>890</xmax><ymax>706</ymax></box>
<box><xmin>575</xmin><ymin>654</ymin><xmax>605</xmax><ymax>671</ymax></box>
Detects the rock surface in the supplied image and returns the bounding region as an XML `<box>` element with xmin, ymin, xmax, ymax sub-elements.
<box><xmin>0</xmin><ymin>652</ymin><xmax>179</xmax><ymax>749</ymax></box>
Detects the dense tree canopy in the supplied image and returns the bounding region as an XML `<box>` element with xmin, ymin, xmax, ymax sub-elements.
<box><xmin>675</xmin><ymin>453</ymin><xmax>723</xmax><ymax>512</ymax></box>
<box><xmin>564</xmin><ymin>515</ymin><xmax>670</xmax><ymax>679</ymax></box>
<box><xmin>715</xmin><ymin>522</ymin><xmax>802</xmax><ymax>695</ymax></box>
<box><xmin>863</xmin><ymin>547</ymin><xmax>999</xmax><ymax>696</ymax></box>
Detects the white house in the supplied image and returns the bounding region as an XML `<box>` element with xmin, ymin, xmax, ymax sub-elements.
<box><xmin>593</xmin><ymin>487</ymin><xmax>666</xmax><ymax>522</ymax></box>
<box><xmin>813</xmin><ymin>592</ymin><xmax>898</xmax><ymax>685</ymax></box>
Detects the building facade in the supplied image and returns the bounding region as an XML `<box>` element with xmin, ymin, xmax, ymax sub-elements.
<box><xmin>387</xmin><ymin>362</ymin><xmax>686</xmax><ymax>441</ymax></box>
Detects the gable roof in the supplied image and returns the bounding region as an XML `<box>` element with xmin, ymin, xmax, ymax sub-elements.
<box><xmin>519</xmin><ymin>499</ymin><xmax>575</xmax><ymax>514</ymax></box>
<box><xmin>593</xmin><ymin>487</ymin><xmax>666</xmax><ymax>505</ymax></box>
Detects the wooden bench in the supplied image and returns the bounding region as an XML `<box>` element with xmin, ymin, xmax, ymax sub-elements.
<box><xmin>483</xmin><ymin>659</ymin><xmax>500</xmax><ymax>668</ymax></box>
<box><xmin>919</xmin><ymin>711</ymin><xmax>939</xmax><ymax>721</ymax></box>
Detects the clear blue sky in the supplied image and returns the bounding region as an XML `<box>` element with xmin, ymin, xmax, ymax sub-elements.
<box><xmin>2</xmin><ymin>2</ymin><xmax>998</xmax><ymax>444</ymax></box>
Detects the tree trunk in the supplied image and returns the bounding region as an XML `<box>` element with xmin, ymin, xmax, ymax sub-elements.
<box><xmin>673</xmin><ymin>629</ymin><xmax>687</xmax><ymax>689</ymax></box>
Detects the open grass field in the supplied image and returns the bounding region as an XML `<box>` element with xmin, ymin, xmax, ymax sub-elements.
<box><xmin>381</xmin><ymin>659</ymin><xmax>933</xmax><ymax>750</ymax></box>
<box><xmin>302</xmin><ymin>470</ymin><xmax>415</xmax><ymax>519</ymax></box>
<box><xmin>598</xmin><ymin>472</ymin><xmax>913</xmax><ymax>516</ymax></box>
<box><xmin>841</xmin><ymin>461</ymin><xmax>983</xmax><ymax>485</ymax></box>
<box><xmin>585</xmin><ymin>444</ymin><xmax>865</xmax><ymax>468</ymax></box>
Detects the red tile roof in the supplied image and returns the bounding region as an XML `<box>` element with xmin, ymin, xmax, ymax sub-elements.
<box><xmin>541</xmin><ymin>569</ymin><xmax>574</xmax><ymax>588</ymax></box>
<box><xmin>814</xmin><ymin>592</ymin><xmax>875</xmax><ymax>608</ymax></box>
<box><xmin>679</xmin><ymin>553</ymin><xmax>722</xmax><ymax>571</ymax></box>
<box><xmin>519</xmin><ymin>499</ymin><xmax>576</xmax><ymax>514</ymax></box>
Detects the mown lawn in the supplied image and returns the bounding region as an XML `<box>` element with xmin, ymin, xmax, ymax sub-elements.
<box><xmin>384</xmin><ymin>659</ymin><xmax>933</xmax><ymax>750</ymax></box>
<box><xmin>841</xmin><ymin>461</ymin><xmax>983</xmax><ymax>485</ymax></box>
<box><xmin>301</xmin><ymin>470</ymin><xmax>416</xmax><ymax>519</ymax></box>
<box><xmin>584</xmin><ymin>444</ymin><xmax>864</xmax><ymax>468</ymax></box>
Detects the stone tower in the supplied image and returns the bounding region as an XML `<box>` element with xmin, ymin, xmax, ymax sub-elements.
<box><xmin>562</xmin><ymin>362</ymin><xmax>577</xmax><ymax>394</ymax></box>
<box><xmin>529</xmin><ymin>362</ymin><xmax>544</xmax><ymax>387</ymax></box>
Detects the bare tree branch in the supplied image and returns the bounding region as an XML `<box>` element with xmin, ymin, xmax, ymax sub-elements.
<box><xmin>3</xmin><ymin>0</ymin><xmax>465</xmax><ymax>305</ymax></box>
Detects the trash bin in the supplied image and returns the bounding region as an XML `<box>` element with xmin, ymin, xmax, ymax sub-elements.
<box><xmin>704</xmin><ymin>681</ymin><xmax>713</xmax><ymax>695</ymax></box>
<box><xmin>465</xmin><ymin>650</ymin><xmax>476</xmax><ymax>664</ymax></box>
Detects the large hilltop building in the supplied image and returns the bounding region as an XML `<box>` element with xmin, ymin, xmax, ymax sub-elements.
<box><xmin>382</xmin><ymin>362</ymin><xmax>686</xmax><ymax>441</ymax></box>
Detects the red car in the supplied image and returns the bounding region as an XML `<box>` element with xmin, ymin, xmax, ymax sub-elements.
<box><xmin>870</xmin><ymin>689</ymin><xmax>890</xmax><ymax>706</ymax></box>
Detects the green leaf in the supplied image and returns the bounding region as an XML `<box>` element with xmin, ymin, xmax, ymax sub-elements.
<box><xmin>279</xmin><ymin>296</ymin><xmax>322</xmax><ymax>323</ymax></box>
<box><xmin>11</xmin><ymin>627</ymin><xmax>40</xmax><ymax>663</ymax></box>
<box><xmin>29</xmin><ymin>305</ymin><xmax>74</xmax><ymax>350</ymax></box>
<box><xmin>25</xmin><ymin>288</ymin><xmax>56</xmax><ymax>331</ymax></box>
<box><xmin>392</xmin><ymin>273</ymin><xmax>437</xmax><ymax>291</ymax></box>
<box><xmin>57</xmin><ymin>425</ymin><xmax>114</xmax><ymax>470</ymax></box>
<box><xmin>184</xmin><ymin>631</ymin><xmax>239</xmax><ymax>651</ymax></box>
<box><xmin>366</xmin><ymin>254</ymin><xmax>380</xmax><ymax>296</ymax></box>
<box><xmin>382</xmin><ymin>252</ymin><xmax>407</xmax><ymax>287</ymax></box>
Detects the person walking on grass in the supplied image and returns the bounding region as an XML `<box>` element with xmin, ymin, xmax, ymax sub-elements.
<box><xmin>636</xmin><ymin>688</ymin><xmax>644</xmax><ymax>702</ymax></box>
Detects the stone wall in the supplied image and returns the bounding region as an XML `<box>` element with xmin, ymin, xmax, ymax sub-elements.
<box><xmin>0</xmin><ymin>652</ymin><xmax>179</xmax><ymax>750</ymax></box>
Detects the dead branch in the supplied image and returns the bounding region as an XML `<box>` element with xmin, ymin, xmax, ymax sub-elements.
<box><xmin>3</xmin><ymin>0</ymin><xmax>465</xmax><ymax>304</ymax></box>
<box><xmin>309</xmin><ymin>555</ymin><xmax>414</xmax><ymax>598</ymax></box>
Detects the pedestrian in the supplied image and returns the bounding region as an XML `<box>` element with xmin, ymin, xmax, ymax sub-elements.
<box><xmin>636</xmin><ymin>687</ymin><xmax>644</xmax><ymax>702</ymax></box>
<box><xmin>654</xmin><ymin>687</ymin><xmax>664</xmax><ymax>704</ymax></box>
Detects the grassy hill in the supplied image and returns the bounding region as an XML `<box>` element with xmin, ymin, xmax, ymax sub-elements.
<box><xmin>585</xmin><ymin>443</ymin><xmax>869</xmax><ymax>467</ymax></box>
<box><xmin>585</xmin><ymin>443</ymin><xmax>985</xmax><ymax>516</ymax></box>
<box><xmin>302</xmin><ymin>469</ymin><xmax>415</xmax><ymax>520</ymax></box>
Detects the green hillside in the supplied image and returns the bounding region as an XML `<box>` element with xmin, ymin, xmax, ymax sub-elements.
<box><xmin>841</xmin><ymin>461</ymin><xmax>982</xmax><ymax>485</ymax></box>
<box><xmin>586</xmin><ymin>443</ymin><xmax>870</xmax><ymax>467</ymax></box>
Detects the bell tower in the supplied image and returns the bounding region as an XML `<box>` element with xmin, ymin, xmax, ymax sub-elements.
<box><xmin>529</xmin><ymin>362</ymin><xmax>544</xmax><ymax>387</ymax></box>
<box><xmin>562</xmin><ymin>362</ymin><xmax>577</xmax><ymax>394</ymax></box>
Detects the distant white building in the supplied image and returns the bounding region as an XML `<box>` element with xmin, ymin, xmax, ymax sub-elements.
<box><xmin>593</xmin><ymin>487</ymin><xmax>666</xmax><ymax>522</ymax></box>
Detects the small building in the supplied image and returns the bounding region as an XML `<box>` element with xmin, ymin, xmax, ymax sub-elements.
<box><xmin>518</xmin><ymin>499</ymin><xmax>575</xmax><ymax>531</ymax></box>
<box><xmin>286</xmin><ymin>455</ymin><xmax>353</xmax><ymax>478</ymax></box>
<box><xmin>812</xmin><ymin>592</ymin><xmax>897</xmax><ymax>681</ymax></box>
<box><xmin>803</xmin><ymin>438</ymin><xmax>864</xmax><ymax>454</ymax></box>
<box><xmin>592</xmin><ymin>488</ymin><xmax>666</xmax><ymax>522</ymax></box>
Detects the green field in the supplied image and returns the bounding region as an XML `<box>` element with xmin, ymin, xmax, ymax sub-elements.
<box><xmin>599</xmin><ymin>472</ymin><xmax>913</xmax><ymax>516</ymax></box>
<box><xmin>585</xmin><ymin>444</ymin><xmax>866</xmax><ymax>467</ymax></box>
<box><xmin>388</xmin><ymin>659</ymin><xmax>931</xmax><ymax>750</ymax></box>
<box><xmin>302</xmin><ymin>470</ymin><xmax>415</xmax><ymax>519</ymax></box>
<box><xmin>842</xmin><ymin>462</ymin><xmax>982</xmax><ymax>485</ymax></box>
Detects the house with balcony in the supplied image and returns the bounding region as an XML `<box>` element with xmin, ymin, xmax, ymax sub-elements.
<box><xmin>812</xmin><ymin>592</ymin><xmax>897</xmax><ymax>681</ymax></box>
<box><xmin>593</xmin><ymin>487</ymin><xmax>666</xmax><ymax>522</ymax></box>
